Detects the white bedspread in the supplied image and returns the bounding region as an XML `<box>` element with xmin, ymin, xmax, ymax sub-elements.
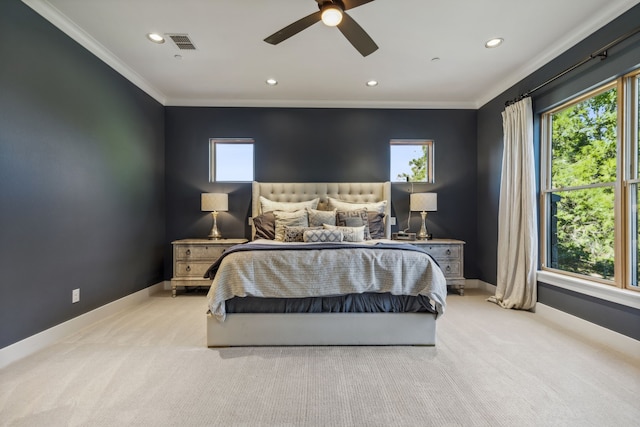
<box><xmin>206</xmin><ymin>241</ymin><xmax>447</xmax><ymax>321</ymax></box>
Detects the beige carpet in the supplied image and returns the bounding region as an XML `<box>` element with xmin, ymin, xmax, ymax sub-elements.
<box><xmin>1</xmin><ymin>289</ymin><xmax>639</xmax><ymax>426</ymax></box>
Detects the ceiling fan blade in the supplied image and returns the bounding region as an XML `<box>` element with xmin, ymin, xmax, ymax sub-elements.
<box><xmin>341</xmin><ymin>0</ymin><xmax>375</xmax><ymax>11</ymax></box>
<box><xmin>264</xmin><ymin>11</ymin><xmax>322</xmax><ymax>45</ymax></box>
<box><xmin>337</xmin><ymin>12</ymin><xmax>378</xmax><ymax>57</ymax></box>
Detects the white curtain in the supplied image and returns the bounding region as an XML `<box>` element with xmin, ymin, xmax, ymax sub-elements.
<box><xmin>488</xmin><ymin>97</ymin><xmax>537</xmax><ymax>310</ymax></box>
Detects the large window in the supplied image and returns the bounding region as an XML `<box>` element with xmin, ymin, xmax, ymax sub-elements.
<box><xmin>540</xmin><ymin>69</ymin><xmax>640</xmax><ymax>291</ymax></box>
<box><xmin>209</xmin><ymin>138</ymin><xmax>254</xmax><ymax>182</ymax></box>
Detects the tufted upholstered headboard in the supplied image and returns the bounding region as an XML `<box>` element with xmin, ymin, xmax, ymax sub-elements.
<box><xmin>252</xmin><ymin>182</ymin><xmax>392</xmax><ymax>239</ymax></box>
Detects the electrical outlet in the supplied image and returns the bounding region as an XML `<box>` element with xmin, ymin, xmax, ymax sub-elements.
<box><xmin>72</xmin><ymin>288</ymin><xmax>80</xmax><ymax>303</ymax></box>
<box><xmin>390</xmin><ymin>216</ymin><xmax>397</xmax><ymax>226</ymax></box>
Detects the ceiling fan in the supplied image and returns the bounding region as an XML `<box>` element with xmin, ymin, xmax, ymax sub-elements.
<box><xmin>264</xmin><ymin>0</ymin><xmax>378</xmax><ymax>57</ymax></box>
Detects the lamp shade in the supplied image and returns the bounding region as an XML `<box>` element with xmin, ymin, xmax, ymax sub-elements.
<box><xmin>201</xmin><ymin>193</ymin><xmax>228</xmax><ymax>212</ymax></box>
<box><xmin>410</xmin><ymin>193</ymin><xmax>437</xmax><ymax>212</ymax></box>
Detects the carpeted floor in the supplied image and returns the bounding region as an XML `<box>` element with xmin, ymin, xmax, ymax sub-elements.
<box><xmin>1</xmin><ymin>288</ymin><xmax>639</xmax><ymax>426</ymax></box>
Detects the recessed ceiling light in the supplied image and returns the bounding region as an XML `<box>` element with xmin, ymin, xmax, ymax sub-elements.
<box><xmin>147</xmin><ymin>33</ymin><xmax>165</xmax><ymax>44</ymax></box>
<box><xmin>266</xmin><ymin>78</ymin><xmax>278</xmax><ymax>86</ymax></box>
<box><xmin>366</xmin><ymin>80</ymin><xmax>378</xmax><ymax>87</ymax></box>
<box><xmin>485</xmin><ymin>38</ymin><xmax>503</xmax><ymax>48</ymax></box>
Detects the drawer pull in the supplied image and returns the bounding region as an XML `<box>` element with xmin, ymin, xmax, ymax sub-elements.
<box><xmin>186</xmin><ymin>249</ymin><xmax>191</xmax><ymax>256</ymax></box>
<box><xmin>446</xmin><ymin>249</ymin><xmax>451</xmax><ymax>255</ymax></box>
<box><xmin>186</xmin><ymin>265</ymin><xmax>191</xmax><ymax>272</ymax></box>
<box><xmin>446</xmin><ymin>266</ymin><xmax>451</xmax><ymax>273</ymax></box>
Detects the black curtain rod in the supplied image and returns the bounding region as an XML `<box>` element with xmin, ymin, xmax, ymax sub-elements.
<box><xmin>505</xmin><ymin>25</ymin><xmax>640</xmax><ymax>107</ymax></box>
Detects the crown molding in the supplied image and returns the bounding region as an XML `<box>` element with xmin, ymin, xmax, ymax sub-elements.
<box><xmin>164</xmin><ymin>97</ymin><xmax>477</xmax><ymax>109</ymax></box>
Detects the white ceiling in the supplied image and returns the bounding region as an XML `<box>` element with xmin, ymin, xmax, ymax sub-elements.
<box><xmin>23</xmin><ymin>0</ymin><xmax>640</xmax><ymax>109</ymax></box>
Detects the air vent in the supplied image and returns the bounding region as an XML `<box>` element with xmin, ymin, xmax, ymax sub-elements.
<box><xmin>167</xmin><ymin>33</ymin><xmax>196</xmax><ymax>50</ymax></box>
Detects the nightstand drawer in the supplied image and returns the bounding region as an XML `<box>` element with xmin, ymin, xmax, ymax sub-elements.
<box><xmin>175</xmin><ymin>261</ymin><xmax>213</xmax><ymax>278</ymax></box>
<box><xmin>175</xmin><ymin>245</ymin><xmax>225</xmax><ymax>260</ymax></box>
<box><xmin>438</xmin><ymin>261</ymin><xmax>462</xmax><ymax>278</ymax></box>
<box><xmin>171</xmin><ymin>238</ymin><xmax>248</xmax><ymax>297</ymax></box>
<box><xmin>400</xmin><ymin>238</ymin><xmax>465</xmax><ymax>295</ymax></box>
<box><xmin>421</xmin><ymin>244</ymin><xmax>460</xmax><ymax>260</ymax></box>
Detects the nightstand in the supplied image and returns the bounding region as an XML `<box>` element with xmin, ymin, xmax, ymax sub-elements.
<box><xmin>171</xmin><ymin>238</ymin><xmax>248</xmax><ymax>297</ymax></box>
<box><xmin>405</xmin><ymin>239</ymin><xmax>465</xmax><ymax>295</ymax></box>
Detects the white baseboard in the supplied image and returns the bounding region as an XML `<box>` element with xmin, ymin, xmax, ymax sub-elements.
<box><xmin>535</xmin><ymin>302</ymin><xmax>640</xmax><ymax>362</ymax></box>
<box><xmin>0</xmin><ymin>281</ymin><xmax>167</xmax><ymax>370</ymax></box>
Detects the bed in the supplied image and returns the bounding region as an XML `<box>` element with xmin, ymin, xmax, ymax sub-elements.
<box><xmin>205</xmin><ymin>182</ymin><xmax>447</xmax><ymax>346</ymax></box>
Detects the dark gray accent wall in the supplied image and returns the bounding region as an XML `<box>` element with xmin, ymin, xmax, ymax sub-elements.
<box><xmin>165</xmin><ymin>107</ymin><xmax>477</xmax><ymax>281</ymax></box>
<box><xmin>0</xmin><ymin>0</ymin><xmax>165</xmax><ymax>348</ymax></box>
<box><xmin>538</xmin><ymin>283</ymin><xmax>640</xmax><ymax>340</ymax></box>
<box><xmin>477</xmin><ymin>4</ymin><xmax>640</xmax><ymax>338</ymax></box>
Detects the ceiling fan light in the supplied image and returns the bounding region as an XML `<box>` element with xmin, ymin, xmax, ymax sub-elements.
<box><xmin>321</xmin><ymin>5</ymin><xmax>343</xmax><ymax>27</ymax></box>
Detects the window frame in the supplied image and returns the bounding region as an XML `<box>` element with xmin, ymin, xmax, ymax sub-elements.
<box><xmin>539</xmin><ymin>70</ymin><xmax>640</xmax><ymax>292</ymax></box>
<box><xmin>389</xmin><ymin>139</ymin><xmax>435</xmax><ymax>183</ymax></box>
<box><xmin>209</xmin><ymin>138</ymin><xmax>255</xmax><ymax>183</ymax></box>
<box><xmin>624</xmin><ymin>69</ymin><xmax>640</xmax><ymax>288</ymax></box>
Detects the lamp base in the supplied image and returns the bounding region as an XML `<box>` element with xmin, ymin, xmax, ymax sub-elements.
<box><xmin>208</xmin><ymin>211</ymin><xmax>223</xmax><ymax>240</ymax></box>
<box><xmin>417</xmin><ymin>211</ymin><xmax>431</xmax><ymax>240</ymax></box>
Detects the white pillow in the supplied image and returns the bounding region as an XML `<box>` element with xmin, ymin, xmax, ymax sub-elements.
<box><xmin>260</xmin><ymin>196</ymin><xmax>319</xmax><ymax>213</ymax></box>
<box><xmin>323</xmin><ymin>223</ymin><xmax>365</xmax><ymax>242</ymax></box>
<box><xmin>327</xmin><ymin>197</ymin><xmax>386</xmax><ymax>214</ymax></box>
<box><xmin>274</xmin><ymin>210</ymin><xmax>309</xmax><ymax>241</ymax></box>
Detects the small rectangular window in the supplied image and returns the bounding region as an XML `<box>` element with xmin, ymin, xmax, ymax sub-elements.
<box><xmin>390</xmin><ymin>139</ymin><xmax>435</xmax><ymax>183</ymax></box>
<box><xmin>209</xmin><ymin>138</ymin><xmax>254</xmax><ymax>182</ymax></box>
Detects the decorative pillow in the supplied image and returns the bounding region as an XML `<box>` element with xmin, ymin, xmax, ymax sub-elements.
<box><xmin>327</xmin><ymin>197</ymin><xmax>387</xmax><ymax>214</ymax></box>
<box><xmin>283</xmin><ymin>226</ymin><xmax>322</xmax><ymax>242</ymax></box>
<box><xmin>303</xmin><ymin>229</ymin><xmax>344</xmax><ymax>243</ymax></box>
<box><xmin>367</xmin><ymin>211</ymin><xmax>386</xmax><ymax>239</ymax></box>
<box><xmin>252</xmin><ymin>211</ymin><xmax>276</xmax><ymax>240</ymax></box>
<box><xmin>260</xmin><ymin>196</ymin><xmax>319</xmax><ymax>214</ymax></box>
<box><xmin>274</xmin><ymin>210</ymin><xmax>309</xmax><ymax>241</ymax></box>
<box><xmin>336</xmin><ymin>209</ymin><xmax>371</xmax><ymax>240</ymax></box>
<box><xmin>322</xmin><ymin>224</ymin><xmax>365</xmax><ymax>242</ymax></box>
<box><xmin>307</xmin><ymin>208</ymin><xmax>337</xmax><ymax>227</ymax></box>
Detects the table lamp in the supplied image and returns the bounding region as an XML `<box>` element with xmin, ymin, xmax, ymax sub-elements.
<box><xmin>201</xmin><ymin>193</ymin><xmax>228</xmax><ymax>239</ymax></box>
<box><xmin>410</xmin><ymin>193</ymin><xmax>437</xmax><ymax>240</ymax></box>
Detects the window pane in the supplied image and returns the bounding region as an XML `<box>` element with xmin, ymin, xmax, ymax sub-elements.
<box><xmin>551</xmin><ymin>87</ymin><xmax>617</xmax><ymax>188</ymax></box>
<box><xmin>211</xmin><ymin>141</ymin><xmax>254</xmax><ymax>182</ymax></box>
<box><xmin>637</xmin><ymin>76</ymin><xmax>640</xmax><ymax>180</ymax></box>
<box><xmin>632</xmin><ymin>183</ymin><xmax>640</xmax><ymax>287</ymax></box>
<box><xmin>632</xmin><ymin>76</ymin><xmax>640</xmax><ymax>287</ymax></box>
<box><xmin>390</xmin><ymin>140</ymin><xmax>434</xmax><ymax>183</ymax></box>
<box><xmin>549</xmin><ymin>187</ymin><xmax>615</xmax><ymax>280</ymax></box>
